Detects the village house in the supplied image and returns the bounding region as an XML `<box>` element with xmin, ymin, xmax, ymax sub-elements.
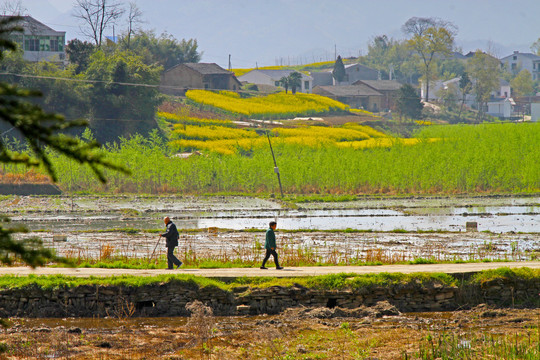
<box><xmin>487</xmin><ymin>97</ymin><xmax>515</xmax><ymax>118</ymax></box>
<box><xmin>311</xmin><ymin>63</ymin><xmax>379</xmax><ymax>86</ymax></box>
<box><xmin>507</xmin><ymin>95</ymin><xmax>540</xmax><ymax>120</ymax></box>
<box><xmin>500</xmin><ymin>51</ymin><xmax>540</xmax><ymax>80</ymax></box>
<box><xmin>1</xmin><ymin>15</ymin><xmax>65</xmax><ymax>62</ymax></box>
<box><xmin>353</xmin><ymin>80</ymin><xmax>402</xmax><ymax>110</ymax></box>
<box><xmin>238</xmin><ymin>69</ymin><xmax>313</xmax><ymax>93</ymax></box>
<box><xmin>312</xmin><ymin>84</ymin><xmax>383</xmax><ymax>111</ymax></box>
<box><xmin>423</xmin><ymin>78</ymin><xmax>511</xmax><ymax>110</ymax></box>
<box><xmin>160</xmin><ymin>62</ymin><xmax>241</xmax><ymax>96</ymax></box>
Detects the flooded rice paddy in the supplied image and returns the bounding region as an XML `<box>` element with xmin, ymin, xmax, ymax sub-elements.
<box><xmin>1</xmin><ymin>195</ymin><xmax>539</xmax><ymax>262</ymax></box>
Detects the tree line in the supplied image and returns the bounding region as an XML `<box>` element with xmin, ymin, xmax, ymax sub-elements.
<box><xmin>0</xmin><ymin>15</ymin><xmax>126</xmax><ymax>267</ymax></box>
<box><xmin>0</xmin><ymin>0</ymin><xmax>202</xmax><ymax>143</ymax></box>
<box><xmin>351</xmin><ymin>16</ymin><xmax>538</xmax><ymax>121</ymax></box>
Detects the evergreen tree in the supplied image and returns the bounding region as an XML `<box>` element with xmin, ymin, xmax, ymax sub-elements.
<box><xmin>332</xmin><ymin>55</ymin><xmax>346</xmax><ymax>83</ymax></box>
<box><xmin>279</xmin><ymin>76</ymin><xmax>289</xmax><ymax>93</ymax></box>
<box><xmin>66</xmin><ymin>39</ymin><xmax>96</xmax><ymax>74</ymax></box>
<box><xmin>458</xmin><ymin>72</ymin><xmax>472</xmax><ymax>121</ymax></box>
<box><xmin>122</xmin><ymin>31</ymin><xmax>202</xmax><ymax>69</ymax></box>
<box><xmin>288</xmin><ymin>72</ymin><xmax>302</xmax><ymax>94</ymax></box>
<box><xmin>396</xmin><ymin>84</ymin><xmax>423</xmax><ymax>120</ymax></box>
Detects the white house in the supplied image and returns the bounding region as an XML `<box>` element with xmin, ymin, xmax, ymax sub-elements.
<box><xmin>487</xmin><ymin>97</ymin><xmax>515</xmax><ymax>118</ymax></box>
<box><xmin>531</xmin><ymin>103</ymin><xmax>540</xmax><ymax>121</ymax></box>
<box><xmin>421</xmin><ymin>78</ymin><xmax>458</xmax><ymax>102</ymax></box>
<box><xmin>424</xmin><ymin>78</ymin><xmax>511</xmax><ymax>107</ymax></box>
<box><xmin>238</xmin><ymin>69</ymin><xmax>313</xmax><ymax>93</ymax></box>
<box><xmin>500</xmin><ymin>51</ymin><xmax>540</xmax><ymax>80</ymax></box>
<box><xmin>498</xmin><ymin>79</ymin><xmax>511</xmax><ymax>98</ymax></box>
<box><xmin>2</xmin><ymin>15</ymin><xmax>66</xmax><ymax>62</ymax></box>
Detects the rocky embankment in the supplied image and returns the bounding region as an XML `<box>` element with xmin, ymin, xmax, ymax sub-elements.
<box><xmin>0</xmin><ymin>275</ymin><xmax>538</xmax><ymax>318</ymax></box>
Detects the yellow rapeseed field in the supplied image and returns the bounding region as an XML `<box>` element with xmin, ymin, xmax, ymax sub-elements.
<box><xmin>185</xmin><ymin>90</ymin><xmax>349</xmax><ymax>118</ymax></box>
<box><xmin>273</xmin><ymin>126</ymin><xmax>370</xmax><ymax>141</ymax></box>
<box><xmin>164</xmin><ymin>107</ymin><xmax>400</xmax><ymax>154</ymax></box>
<box><xmin>157</xmin><ymin>112</ymin><xmax>233</xmax><ymax>126</ymax></box>
<box><xmin>162</xmin><ymin>97</ymin><xmax>431</xmax><ymax>154</ymax></box>
<box><xmin>349</xmin><ymin>108</ymin><xmax>380</xmax><ymax>117</ymax></box>
<box><xmin>172</xmin><ymin>124</ymin><xmax>258</xmax><ymax>140</ymax></box>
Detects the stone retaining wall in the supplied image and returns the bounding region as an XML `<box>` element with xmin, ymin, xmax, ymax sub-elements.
<box><xmin>0</xmin><ymin>184</ymin><xmax>61</xmax><ymax>195</ymax></box>
<box><xmin>0</xmin><ymin>277</ymin><xmax>538</xmax><ymax>318</ymax></box>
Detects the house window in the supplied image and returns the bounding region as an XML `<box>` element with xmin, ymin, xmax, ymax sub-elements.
<box><xmin>513</xmin><ymin>56</ymin><xmax>517</xmax><ymax>60</ymax></box>
<box><xmin>511</xmin><ymin>63</ymin><xmax>517</xmax><ymax>70</ymax></box>
<box><xmin>275</xmin><ymin>81</ymin><xmax>279</xmax><ymax>86</ymax></box>
<box><xmin>204</xmin><ymin>83</ymin><xmax>209</xmax><ymax>89</ymax></box>
<box><xmin>25</xmin><ymin>38</ymin><xmax>39</xmax><ymax>51</ymax></box>
<box><xmin>304</xmin><ymin>81</ymin><xmax>309</xmax><ymax>90</ymax></box>
<box><xmin>50</xmin><ymin>39</ymin><xmax>59</xmax><ymax>52</ymax></box>
<box><xmin>39</xmin><ymin>38</ymin><xmax>51</xmax><ymax>51</ymax></box>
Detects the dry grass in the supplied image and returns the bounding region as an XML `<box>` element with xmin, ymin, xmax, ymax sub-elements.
<box><xmin>0</xmin><ymin>169</ymin><xmax>51</xmax><ymax>184</ymax></box>
<box><xmin>0</xmin><ymin>308</ymin><xmax>537</xmax><ymax>359</ymax></box>
<box><xmin>99</xmin><ymin>244</ymin><xmax>115</xmax><ymax>261</ymax></box>
<box><xmin>186</xmin><ymin>300</ymin><xmax>215</xmax><ymax>348</ymax></box>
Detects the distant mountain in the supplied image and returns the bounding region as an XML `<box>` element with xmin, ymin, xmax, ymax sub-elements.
<box><xmin>457</xmin><ymin>39</ymin><xmax>533</xmax><ymax>58</ymax></box>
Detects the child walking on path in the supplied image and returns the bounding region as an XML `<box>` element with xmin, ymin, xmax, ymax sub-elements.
<box><xmin>260</xmin><ymin>221</ymin><xmax>283</xmax><ymax>270</ymax></box>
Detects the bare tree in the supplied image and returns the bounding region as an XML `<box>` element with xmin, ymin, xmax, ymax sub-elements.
<box><xmin>0</xmin><ymin>0</ymin><xmax>26</xmax><ymax>15</ymax></box>
<box><xmin>403</xmin><ymin>17</ymin><xmax>457</xmax><ymax>101</ymax></box>
<box><xmin>73</xmin><ymin>0</ymin><xmax>125</xmax><ymax>47</ymax></box>
<box><xmin>125</xmin><ymin>1</ymin><xmax>143</xmax><ymax>48</ymax></box>
<box><xmin>402</xmin><ymin>17</ymin><xmax>457</xmax><ymax>37</ymax></box>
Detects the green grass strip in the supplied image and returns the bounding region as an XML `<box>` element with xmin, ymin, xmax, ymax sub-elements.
<box><xmin>2</xmin><ymin>268</ymin><xmax>537</xmax><ymax>291</ymax></box>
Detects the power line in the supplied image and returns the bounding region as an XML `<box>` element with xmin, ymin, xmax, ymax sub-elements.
<box><xmin>1</xmin><ymin>127</ymin><xmax>15</xmax><ymax>136</ymax></box>
<box><xmin>0</xmin><ymin>71</ymin><xmax>521</xmax><ymax>104</ymax></box>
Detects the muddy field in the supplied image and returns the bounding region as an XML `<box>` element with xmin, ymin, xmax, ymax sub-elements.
<box><xmin>1</xmin><ymin>305</ymin><xmax>538</xmax><ymax>359</ymax></box>
<box><xmin>2</xmin><ymin>195</ymin><xmax>539</xmax><ymax>262</ymax></box>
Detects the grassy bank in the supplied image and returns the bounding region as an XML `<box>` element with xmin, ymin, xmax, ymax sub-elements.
<box><xmin>1</xmin><ymin>267</ymin><xmax>538</xmax><ymax>291</ymax></box>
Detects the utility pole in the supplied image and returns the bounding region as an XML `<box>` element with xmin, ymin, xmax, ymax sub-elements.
<box><xmin>266</xmin><ymin>130</ymin><xmax>284</xmax><ymax>198</ymax></box>
<box><xmin>334</xmin><ymin>44</ymin><xmax>337</xmax><ymax>60</ymax></box>
<box><xmin>228</xmin><ymin>54</ymin><xmax>231</xmax><ymax>71</ymax></box>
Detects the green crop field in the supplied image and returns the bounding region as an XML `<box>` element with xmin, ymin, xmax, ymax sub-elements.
<box><xmin>3</xmin><ymin>122</ymin><xmax>539</xmax><ymax>195</ymax></box>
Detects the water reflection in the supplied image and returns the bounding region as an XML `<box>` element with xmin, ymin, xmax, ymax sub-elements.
<box><xmin>10</xmin><ymin>205</ymin><xmax>539</xmax><ymax>233</ymax></box>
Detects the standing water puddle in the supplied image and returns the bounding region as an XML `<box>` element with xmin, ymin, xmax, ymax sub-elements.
<box><xmin>10</xmin><ymin>204</ymin><xmax>539</xmax><ymax>233</ymax></box>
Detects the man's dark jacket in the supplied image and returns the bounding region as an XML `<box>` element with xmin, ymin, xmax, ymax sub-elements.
<box><xmin>162</xmin><ymin>221</ymin><xmax>179</xmax><ymax>247</ymax></box>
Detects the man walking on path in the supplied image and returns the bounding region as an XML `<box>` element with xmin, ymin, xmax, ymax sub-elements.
<box><xmin>260</xmin><ymin>221</ymin><xmax>283</xmax><ymax>270</ymax></box>
<box><xmin>161</xmin><ymin>216</ymin><xmax>182</xmax><ymax>269</ymax></box>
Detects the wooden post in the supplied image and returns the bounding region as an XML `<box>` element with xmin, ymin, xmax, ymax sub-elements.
<box><xmin>466</xmin><ymin>221</ymin><xmax>478</xmax><ymax>232</ymax></box>
<box><xmin>266</xmin><ymin>130</ymin><xmax>284</xmax><ymax>198</ymax></box>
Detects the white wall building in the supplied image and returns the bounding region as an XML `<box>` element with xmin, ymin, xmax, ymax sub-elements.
<box><xmin>487</xmin><ymin>97</ymin><xmax>515</xmax><ymax>118</ymax></box>
<box><xmin>500</xmin><ymin>51</ymin><xmax>540</xmax><ymax>80</ymax></box>
<box><xmin>531</xmin><ymin>103</ymin><xmax>540</xmax><ymax>121</ymax></box>
<box><xmin>238</xmin><ymin>69</ymin><xmax>313</xmax><ymax>93</ymax></box>
<box><xmin>2</xmin><ymin>15</ymin><xmax>66</xmax><ymax>62</ymax></box>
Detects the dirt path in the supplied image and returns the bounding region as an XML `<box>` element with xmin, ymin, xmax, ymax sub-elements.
<box><xmin>2</xmin><ymin>261</ymin><xmax>539</xmax><ymax>278</ymax></box>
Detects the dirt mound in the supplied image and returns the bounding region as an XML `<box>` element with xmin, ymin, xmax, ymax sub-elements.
<box><xmin>284</xmin><ymin>300</ymin><xmax>400</xmax><ymax>319</ymax></box>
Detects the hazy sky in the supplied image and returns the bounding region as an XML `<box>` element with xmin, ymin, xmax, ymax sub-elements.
<box><xmin>23</xmin><ymin>0</ymin><xmax>540</xmax><ymax>68</ymax></box>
